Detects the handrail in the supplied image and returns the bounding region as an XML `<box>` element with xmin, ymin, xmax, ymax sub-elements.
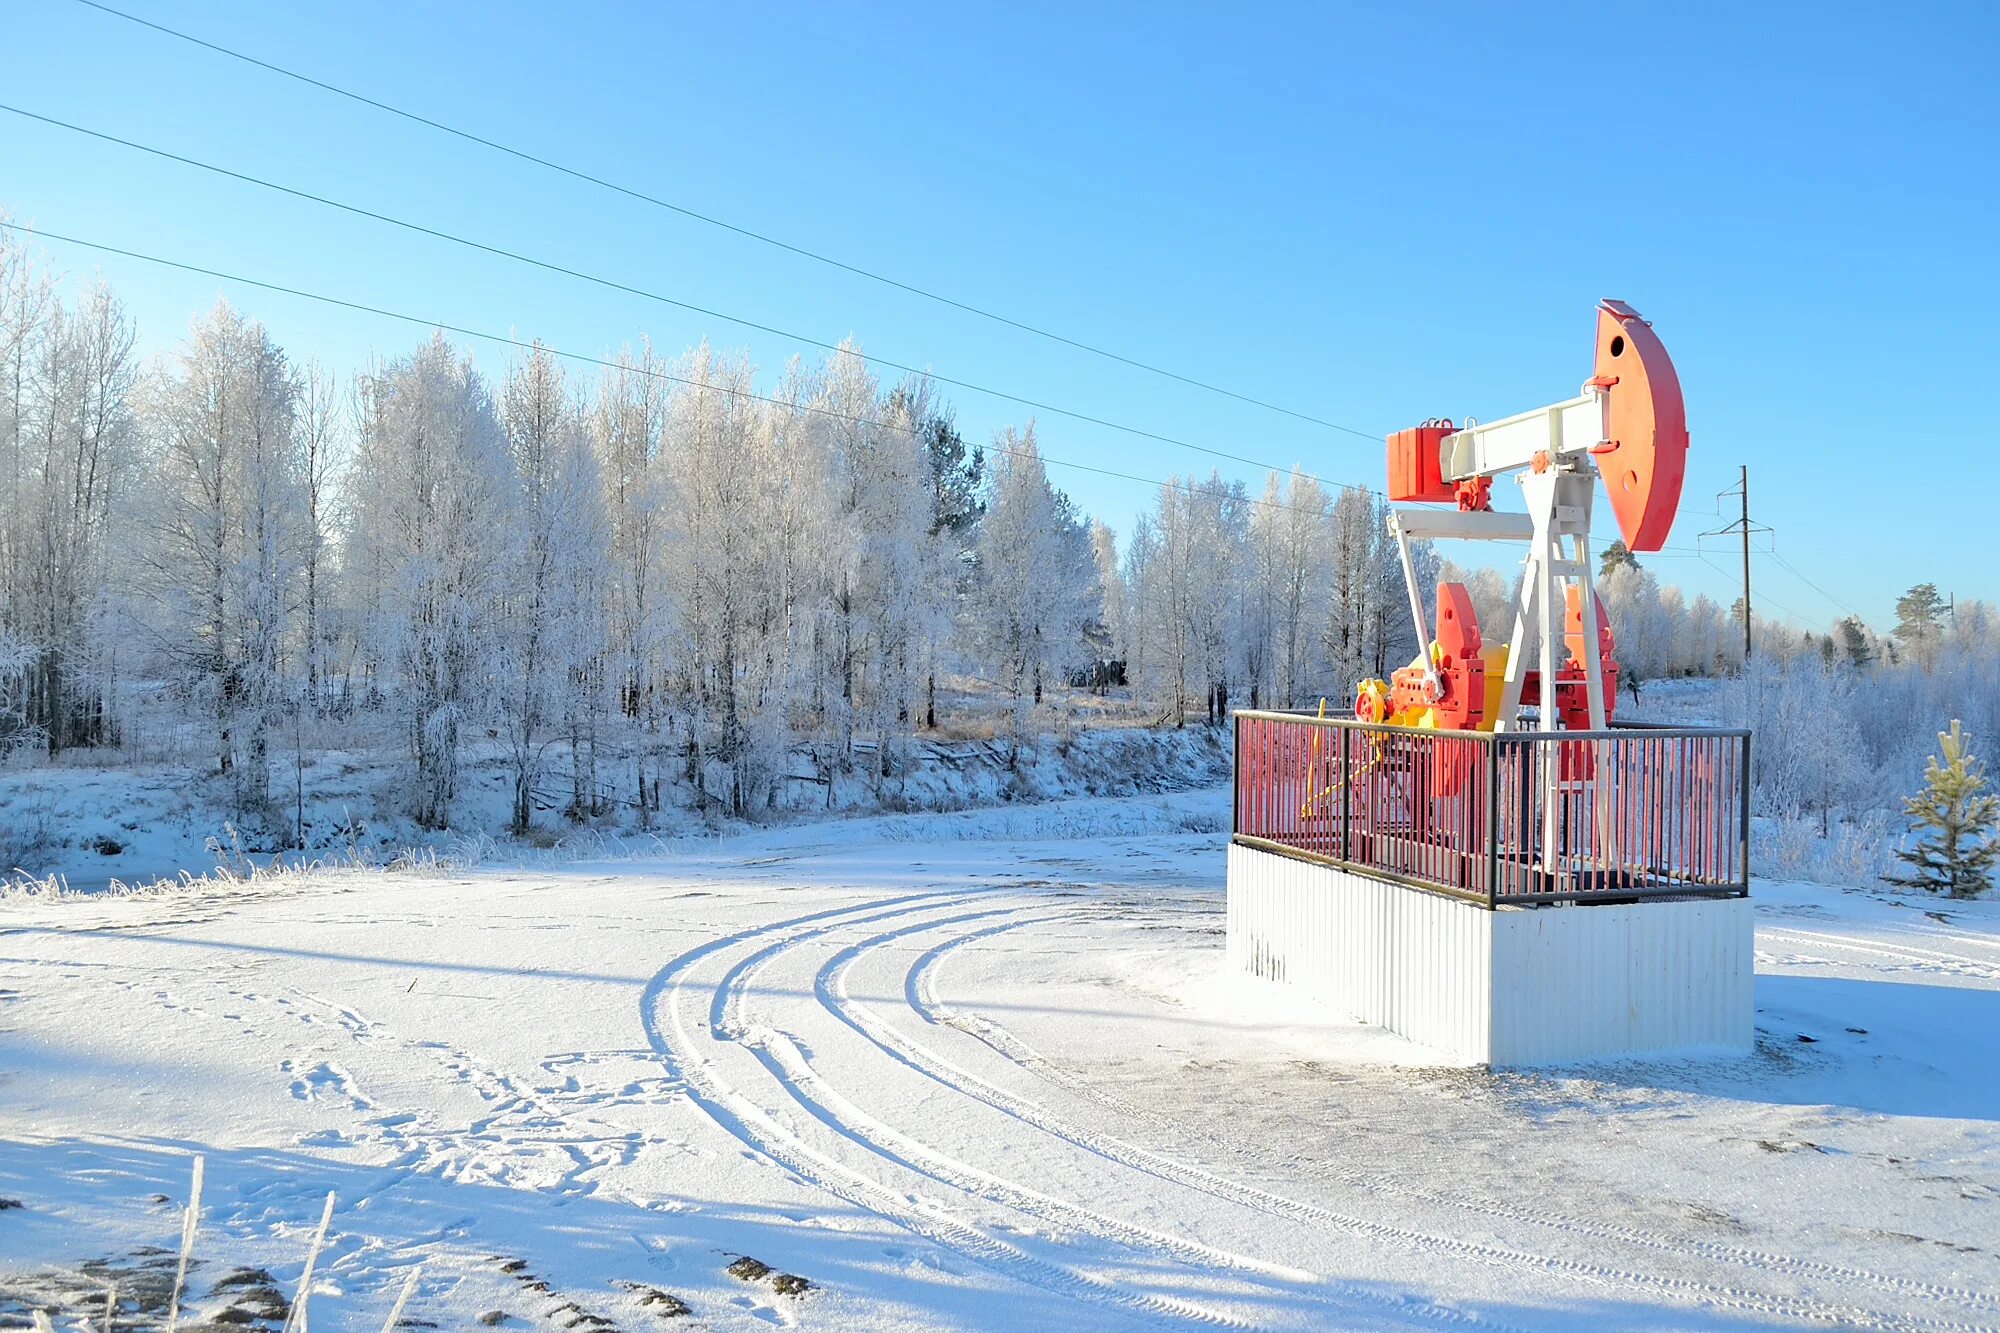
<box><xmin>1230</xmin><ymin>707</ymin><xmax>1748</xmax><ymax>743</ymax></box>
<box><xmin>1232</xmin><ymin>709</ymin><xmax>1751</xmax><ymax>907</ymax></box>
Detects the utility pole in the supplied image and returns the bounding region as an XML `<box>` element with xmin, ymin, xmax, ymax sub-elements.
<box><xmin>1737</xmin><ymin>465</ymin><xmax>1752</xmax><ymax>661</ymax></box>
<box><xmin>1701</xmin><ymin>466</ymin><xmax>1768</xmax><ymax>666</ymax></box>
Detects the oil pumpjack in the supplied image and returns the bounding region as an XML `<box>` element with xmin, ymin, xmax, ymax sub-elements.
<box><xmin>1355</xmin><ymin>299</ymin><xmax>1687</xmax><ymax>738</ymax></box>
<box><xmin>1224</xmin><ymin>301</ymin><xmax>1749</xmax><ymax>1066</ymax></box>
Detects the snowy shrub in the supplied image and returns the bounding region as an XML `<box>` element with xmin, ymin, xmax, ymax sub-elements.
<box><xmin>0</xmin><ymin>782</ymin><xmax>60</xmax><ymax>872</ymax></box>
<box><xmin>1757</xmin><ymin>811</ymin><xmax>1900</xmax><ymax>889</ymax></box>
<box><xmin>1821</xmin><ymin>810</ymin><xmax>1902</xmax><ymax>888</ymax></box>
<box><xmin>1757</xmin><ymin>815</ymin><xmax>1818</xmax><ymax>882</ymax></box>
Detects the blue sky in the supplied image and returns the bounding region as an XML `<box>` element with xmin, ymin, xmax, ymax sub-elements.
<box><xmin>5</xmin><ymin>1</ymin><xmax>1995</xmax><ymax>630</ymax></box>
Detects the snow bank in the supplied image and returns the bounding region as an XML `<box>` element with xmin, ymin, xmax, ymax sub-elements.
<box><xmin>0</xmin><ymin>724</ymin><xmax>1232</xmax><ymax>894</ymax></box>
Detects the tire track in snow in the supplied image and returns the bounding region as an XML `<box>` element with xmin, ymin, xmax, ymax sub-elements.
<box><xmin>641</xmin><ymin>887</ymin><xmax>1270</xmax><ymax>1329</ymax></box>
<box><xmin>890</xmin><ymin>910</ymin><xmax>1999</xmax><ymax>1332</ymax></box>
<box><xmin>1757</xmin><ymin>927</ymin><xmax>2000</xmax><ymax>982</ymax></box>
<box><xmin>707</xmin><ymin>899</ymin><xmax>1461</xmax><ymax>1326</ymax></box>
<box><xmin>748</xmin><ymin>1021</ymin><xmax>1328</xmax><ymax>1293</ymax></box>
<box><xmin>708</xmin><ymin>888</ymin><xmax>1968</xmax><ymax>1332</ymax></box>
<box><xmin>795</xmin><ymin>907</ymin><xmax>1524</xmax><ymax>1331</ymax></box>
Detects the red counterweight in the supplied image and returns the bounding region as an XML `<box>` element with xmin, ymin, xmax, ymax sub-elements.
<box><xmin>1386</xmin><ymin>583</ymin><xmax>1487</xmax><ymax>730</ymax></box>
<box><xmin>1560</xmin><ymin>584</ymin><xmax>1618</xmax><ymax>730</ymax></box>
<box><xmin>1387</xmin><ymin>419</ymin><xmax>1457</xmax><ymax>503</ymax></box>
<box><xmin>1592</xmin><ymin>300</ymin><xmax>1688</xmax><ymax>553</ymax></box>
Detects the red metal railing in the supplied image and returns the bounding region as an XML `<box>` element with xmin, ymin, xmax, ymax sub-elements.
<box><xmin>1233</xmin><ymin>710</ymin><xmax>1750</xmax><ymax>906</ymax></box>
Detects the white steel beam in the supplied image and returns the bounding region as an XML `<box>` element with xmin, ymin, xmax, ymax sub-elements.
<box><xmin>1387</xmin><ymin>509</ymin><xmax>1535</xmax><ymax>543</ymax></box>
<box><xmin>1441</xmin><ymin>392</ymin><xmax>1606</xmax><ymax>482</ymax></box>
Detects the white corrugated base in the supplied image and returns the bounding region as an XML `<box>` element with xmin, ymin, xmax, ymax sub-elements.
<box><xmin>1226</xmin><ymin>842</ymin><xmax>1752</xmax><ymax>1066</ymax></box>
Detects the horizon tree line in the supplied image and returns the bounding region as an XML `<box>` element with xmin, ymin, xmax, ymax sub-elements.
<box><xmin>5</xmin><ymin>229</ymin><xmax>1984</xmax><ymax>839</ymax></box>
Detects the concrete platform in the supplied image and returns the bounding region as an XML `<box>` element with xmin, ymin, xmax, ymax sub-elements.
<box><xmin>1225</xmin><ymin>841</ymin><xmax>1753</xmax><ymax>1065</ymax></box>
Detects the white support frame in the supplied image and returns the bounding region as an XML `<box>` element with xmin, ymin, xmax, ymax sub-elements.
<box><xmin>1386</xmin><ymin>382</ymin><xmax>1615</xmax><ymax>739</ymax></box>
<box><xmin>1384</xmin><ymin>384</ymin><xmax>1624</xmax><ymax>890</ymax></box>
<box><xmin>1386</xmin><ymin>466</ymin><xmax>1608</xmax><ymax>738</ymax></box>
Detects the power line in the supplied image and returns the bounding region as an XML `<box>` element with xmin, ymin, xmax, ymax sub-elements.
<box><xmin>9</xmin><ymin>215</ymin><xmax>1806</xmax><ymax>636</ymax></box>
<box><xmin>1695</xmin><ymin>552</ymin><xmax>1815</xmax><ymax>627</ymax></box>
<box><xmin>0</xmin><ymin>219</ymin><xmax>1382</xmax><ymax>526</ymax></box>
<box><xmin>1767</xmin><ymin>548</ymin><xmax>1865</xmax><ymax>621</ymax></box>
<box><xmin>64</xmin><ymin>0</ymin><xmax>1377</xmax><ymax>442</ymax></box>
<box><xmin>2</xmin><ymin>101</ymin><xmax>1383</xmax><ymax>502</ymax></box>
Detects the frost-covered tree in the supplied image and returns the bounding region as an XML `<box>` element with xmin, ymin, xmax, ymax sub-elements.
<box><xmin>1739</xmin><ymin>656</ymin><xmax>1863</xmax><ymax>833</ymax></box>
<box><xmin>1120</xmin><ymin>471</ymin><xmax>1278</xmax><ymax>723</ymax></box>
<box><xmin>1129</xmin><ymin>477</ymin><xmax>1205</xmax><ymax>724</ymax></box>
<box><xmin>1242</xmin><ymin>469</ymin><xmax>1337</xmax><ymax>708</ymax></box>
<box><xmin>1271</xmin><ymin>471</ymin><xmax>1328</xmax><ymax>707</ymax></box>
<box><xmin>1598</xmin><ymin>562</ymin><xmax>1671</xmax><ymax>681</ymax></box>
<box><xmin>815</xmin><ymin>343</ymin><xmax>933</xmax><ymax>787</ymax></box>
<box><xmin>662</xmin><ymin>342</ymin><xmax>768</xmax><ymax>814</ymax></box>
<box><xmin>1146</xmin><ymin>483</ymin><xmax>1199</xmax><ymax>723</ymax></box>
<box><xmin>752</xmin><ymin>357</ymin><xmax>836</xmax><ymax>781</ymax></box>
<box><xmin>0</xmin><ymin>243</ymin><xmax>138</xmax><ymax>755</ymax></box>
<box><xmin>1679</xmin><ymin>593</ymin><xmax>1729</xmax><ymax>675</ymax></box>
<box><xmin>1121</xmin><ymin>512</ymin><xmax>1160</xmax><ymax>713</ymax></box>
<box><xmin>145</xmin><ymin>301</ymin><xmax>306</xmax><ymax>811</ymax></box>
<box><xmin>348</xmin><ymin>335</ymin><xmax>508</xmax><ymax>829</ymax></box>
<box><xmin>1885</xmin><ymin>720</ymin><xmax>1998</xmax><ymax>898</ymax></box>
<box><xmin>1324</xmin><ymin>485</ymin><xmax>1381</xmax><ymax>693</ymax></box>
<box><xmin>0</xmin><ymin>228</ymin><xmax>53</xmax><ymax>747</ymax></box>
<box><xmin>971</xmin><ymin>425</ymin><xmax>1096</xmax><ymax>737</ymax></box>
<box><xmin>298</xmin><ymin>360</ymin><xmax>341</xmax><ymax>713</ymax></box>
<box><xmin>497</xmin><ymin>344</ymin><xmax>605</xmax><ymax>831</ymax></box>
<box><xmin>590</xmin><ymin>342</ymin><xmax>673</xmax><ymax>817</ymax></box>
<box><xmin>1089</xmin><ymin>518</ymin><xmax>1124</xmax><ymax>669</ymax></box>
<box><xmin>895</xmin><ymin>377</ymin><xmax>978</xmax><ymax>732</ymax></box>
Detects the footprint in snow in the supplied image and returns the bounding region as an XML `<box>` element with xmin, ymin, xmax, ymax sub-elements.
<box><xmin>286</xmin><ymin>1059</ymin><xmax>372</xmax><ymax>1109</ymax></box>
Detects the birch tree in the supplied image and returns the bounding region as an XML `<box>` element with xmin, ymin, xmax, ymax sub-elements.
<box><xmin>590</xmin><ymin>342</ymin><xmax>672</xmax><ymax>818</ymax></box>
<box><xmin>298</xmin><ymin>360</ymin><xmax>341</xmax><ymax>713</ymax></box>
<box><xmin>1</xmin><ymin>266</ymin><xmax>137</xmax><ymax>755</ymax></box>
<box><xmin>662</xmin><ymin>342</ymin><xmax>764</xmax><ymax>814</ymax></box>
<box><xmin>1324</xmin><ymin>485</ymin><xmax>1381</xmax><ymax>691</ymax></box>
<box><xmin>971</xmin><ymin>425</ymin><xmax>1096</xmax><ymax>737</ymax></box>
<box><xmin>349</xmin><ymin>334</ymin><xmax>507</xmax><ymax>829</ymax></box>
<box><xmin>498</xmin><ymin>344</ymin><xmax>605</xmax><ymax>831</ymax></box>
<box><xmin>146</xmin><ymin>302</ymin><xmax>309</xmax><ymax>812</ymax></box>
<box><xmin>814</xmin><ymin>342</ymin><xmax>931</xmax><ymax>789</ymax></box>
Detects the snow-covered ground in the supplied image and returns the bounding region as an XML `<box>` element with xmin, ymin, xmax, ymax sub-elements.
<box><xmin>2</xmin><ymin>786</ymin><xmax>1996</xmax><ymax>1330</ymax></box>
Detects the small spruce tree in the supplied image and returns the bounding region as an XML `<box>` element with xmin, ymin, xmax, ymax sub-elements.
<box><xmin>1885</xmin><ymin>720</ymin><xmax>1999</xmax><ymax>899</ymax></box>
